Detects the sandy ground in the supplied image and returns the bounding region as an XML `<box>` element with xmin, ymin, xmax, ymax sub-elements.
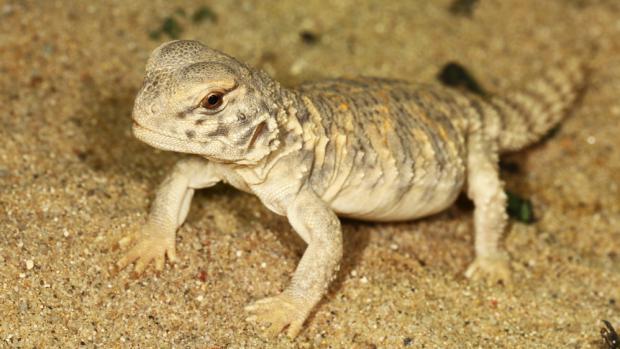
<box><xmin>1</xmin><ymin>0</ymin><xmax>619</xmax><ymax>348</ymax></box>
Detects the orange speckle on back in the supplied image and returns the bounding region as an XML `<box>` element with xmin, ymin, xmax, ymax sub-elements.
<box><xmin>375</xmin><ymin>105</ymin><xmax>390</xmax><ymax>115</ymax></box>
<box><xmin>437</xmin><ymin>125</ymin><xmax>449</xmax><ymax>143</ymax></box>
<box><xmin>377</xmin><ymin>90</ymin><xmax>390</xmax><ymax>103</ymax></box>
<box><xmin>338</xmin><ymin>103</ymin><xmax>349</xmax><ymax>111</ymax></box>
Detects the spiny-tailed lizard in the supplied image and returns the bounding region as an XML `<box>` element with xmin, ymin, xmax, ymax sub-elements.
<box><xmin>117</xmin><ymin>40</ymin><xmax>585</xmax><ymax>338</ymax></box>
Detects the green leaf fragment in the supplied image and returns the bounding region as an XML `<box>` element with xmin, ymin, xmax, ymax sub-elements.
<box><xmin>506</xmin><ymin>191</ymin><xmax>534</xmax><ymax>224</ymax></box>
<box><xmin>175</xmin><ymin>7</ymin><xmax>186</xmax><ymax>17</ymax></box>
<box><xmin>161</xmin><ymin>16</ymin><xmax>183</xmax><ymax>39</ymax></box>
<box><xmin>437</xmin><ymin>62</ymin><xmax>487</xmax><ymax>97</ymax></box>
<box><xmin>148</xmin><ymin>30</ymin><xmax>161</xmax><ymax>40</ymax></box>
<box><xmin>449</xmin><ymin>0</ymin><xmax>479</xmax><ymax>17</ymax></box>
<box><xmin>192</xmin><ymin>6</ymin><xmax>217</xmax><ymax>23</ymax></box>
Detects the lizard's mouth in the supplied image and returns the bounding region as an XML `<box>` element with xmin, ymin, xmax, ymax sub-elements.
<box><xmin>132</xmin><ymin>121</ymin><xmax>193</xmax><ymax>153</ymax></box>
<box><xmin>131</xmin><ymin>121</ymin><xmax>261</xmax><ymax>163</ymax></box>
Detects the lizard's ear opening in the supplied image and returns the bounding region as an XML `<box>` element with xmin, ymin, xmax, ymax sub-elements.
<box><xmin>240</xmin><ymin>115</ymin><xmax>280</xmax><ymax>164</ymax></box>
<box><xmin>248</xmin><ymin>121</ymin><xmax>267</xmax><ymax>149</ymax></box>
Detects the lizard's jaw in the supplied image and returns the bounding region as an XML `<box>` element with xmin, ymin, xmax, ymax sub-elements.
<box><xmin>132</xmin><ymin>121</ymin><xmax>199</xmax><ymax>154</ymax></box>
<box><xmin>132</xmin><ymin>121</ymin><xmax>241</xmax><ymax>162</ymax></box>
<box><xmin>132</xmin><ymin>118</ymin><xmax>277</xmax><ymax>164</ymax></box>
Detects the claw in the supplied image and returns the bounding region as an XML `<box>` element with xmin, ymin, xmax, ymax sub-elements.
<box><xmin>134</xmin><ymin>258</ymin><xmax>149</xmax><ymax>274</ymax></box>
<box><xmin>465</xmin><ymin>252</ymin><xmax>512</xmax><ymax>285</ymax></box>
<box><xmin>166</xmin><ymin>248</ymin><xmax>177</xmax><ymax>263</ymax></box>
<box><xmin>117</xmin><ymin>235</ymin><xmax>133</xmax><ymax>250</ymax></box>
<box><xmin>116</xmin><ymin>251</ymin><xmax>138</xmax><ymax>270</ymax></box>
<box><xmin>155</xmin><ymin>255</ymin><xmax>165</xmax><ymax>271</ymax></box>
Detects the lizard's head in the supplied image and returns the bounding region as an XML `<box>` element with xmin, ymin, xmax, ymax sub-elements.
<box><xmin>132</xmin><ymin>40</ymin><xmax>281</xmax><ymax>164</ymax></box>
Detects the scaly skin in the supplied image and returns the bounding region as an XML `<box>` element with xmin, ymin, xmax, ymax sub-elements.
<box><xmin>117</xmin><ymin>40</ymin><xmax>586</xmax><ymax>338</ymax></box>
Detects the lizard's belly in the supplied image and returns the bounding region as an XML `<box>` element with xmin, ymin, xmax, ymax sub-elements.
<box><xmin>325</xmin><ymin>156</ymin><xmax>466</xmax><ymax>222</ymax></box>
<box><xmin>331</xmin><ymin>169</ymin><xmax>465</xmax><ymax>222</ymax></box>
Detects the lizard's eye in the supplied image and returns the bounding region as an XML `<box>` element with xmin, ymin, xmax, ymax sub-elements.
<box><xmin>200</xmin><ymin>92</ymin><xmax>224</xmax><ymax>110</ymax></box>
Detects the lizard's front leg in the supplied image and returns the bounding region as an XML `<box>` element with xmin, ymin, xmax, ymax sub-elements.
<box><xmin>117</xmin><ymin>157</ymin><xmax>220</xmax><ymax>273</ymax></box>
<box><xmin>245</xmin><ymin>190</ymin><xmax>343</xmax><ymax>338</ymax></box>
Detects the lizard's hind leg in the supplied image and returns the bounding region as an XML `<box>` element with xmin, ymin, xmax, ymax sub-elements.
<box><xmin>463</xmin><ymin>132</ymin><xmax>511</xmax><ymax>283</ymax></box>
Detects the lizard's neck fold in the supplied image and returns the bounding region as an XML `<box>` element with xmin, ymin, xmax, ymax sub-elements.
<box><xmin>250</xmin><ymin>70</ymin><xmax>307</xmax><ymax>127</ymax></box>
<box><xmin>239</xmin><ymin>71</ymin><xmax>311</xmax><ymax>181</ymax></box>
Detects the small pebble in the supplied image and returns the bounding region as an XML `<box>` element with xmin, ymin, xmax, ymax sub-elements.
<box><xmin>290</xmin><ymin>59</ymin><xmax>307</xmax><ymax>76</ymax></box>
<box><xmin>26</xmin><ymin>260</ymin><xmax>34</xmax><ymax>270</ymax></box>
<box><xmin>19</xmin><ymin>300</ymin><xmax>28</xmax><ymax>313</ymax></box>
<box><xmin>197</xmin><ymin>271</ymin><xmax>207</xmax><ymax>282</ymax></box>
<box><xmin>2</xmin><ymin>4</ymin><xmax>13</xmax><ymax>15</ymax></box>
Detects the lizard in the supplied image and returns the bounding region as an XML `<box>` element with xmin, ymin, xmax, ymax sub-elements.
<box><xmin>116</xmin><ymin>40</ymin><xmax>586</xmax><ymax>338</ymax></box>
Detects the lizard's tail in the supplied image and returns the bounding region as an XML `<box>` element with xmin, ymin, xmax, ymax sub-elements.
<box><xmin>480</xmin><ymin>58</ymin><xmax>587</xmax><ymax>152</ymax></box>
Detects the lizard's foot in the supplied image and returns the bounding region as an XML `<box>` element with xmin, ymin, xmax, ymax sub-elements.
<box><xmin>465</xmin><ymin>251</ymin><xmax>511</xmax><ymax>284</ymax></box>
<box><xmin>244</xmin><ymin>293</ymin><xmax>310</xmax><ymax>338</ymax></box>
<box><xmin>116</xmin><ymin>226</ymin><xmax>176</xmax><ymax>274</ymax></box>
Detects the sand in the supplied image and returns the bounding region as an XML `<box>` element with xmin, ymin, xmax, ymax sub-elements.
<box><xmin>1</xmin><ymin>0</ymin><xmax>619</xmax><ymax>348</ymax></box>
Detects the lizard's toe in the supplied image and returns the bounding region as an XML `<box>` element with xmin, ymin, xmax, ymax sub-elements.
<box><xmin>116</xmin><ymin>227</ymin><xmax>176</xmax><ymax>274</ymax></box>
<box><xmin>465</xmin><ymin>251</ymin><xmax>511</xmax><ymax>285</ymax></box>
<box><xmin>116</xmin><ymin>249</ymin><xmax>138</xmax><ymax>271</ymax></box>
<box><xmin>245</xmin><ymin>293</ymin><xmax>309</xmax><ymax>338</ymax></box>
<box><xmin>117</xmin><ymin>235</ymin><xmax>134</xmax><ymax>250</ymax></box>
